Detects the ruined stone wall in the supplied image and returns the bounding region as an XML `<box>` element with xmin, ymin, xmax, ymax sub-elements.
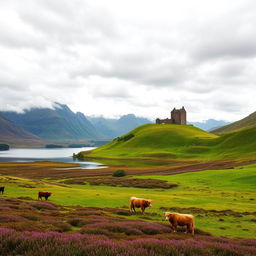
<box><xmin>155</xmin><ymin>118</ymin><xmax>173</xmax><ymax>124</ymax></box>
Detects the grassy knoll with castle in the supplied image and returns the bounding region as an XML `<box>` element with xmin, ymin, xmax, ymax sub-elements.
<box><xmin>76</xmin><ymin>123</ymin><xmax>256</xmax><ymax>162</ymax></box>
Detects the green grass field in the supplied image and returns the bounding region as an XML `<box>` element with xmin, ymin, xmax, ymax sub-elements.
<box><xmin>1</xmin><ymin>162</ymin><xmax>255</xmax><ymax>238</ymax></box>
<box><xmin>79</xmin><ymin>124</ymin><xmax>256</xmax><ymax>162</ymax></box>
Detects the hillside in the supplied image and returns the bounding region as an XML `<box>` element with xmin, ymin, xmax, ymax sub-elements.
<box><xmin>87</xmin><ymin>114</ymin><xmax>152</xmax><ymax>138</ymax></box>
<box><xmin>212</xmin><ymin>111</ymin><xmax>256</xmax><ymax>135</ymax></box>
<box><xmin>78</xmin><ymin>124</ymin><xmax>256</xmax><ymax>161</ymax></box>
<box><xmin>1</xmin><ymin>103</ymin><xmax>101</xmax><ymax>141</ymax></box>
<box><xmin>0</xmin><ymin>114</ymin><xmax>47</xmax><ymax>147</ymax></box>
<box><xmin>78</xmin><ymin>124</ymin><xmax>217</xmax><ymax>159</ymax></box>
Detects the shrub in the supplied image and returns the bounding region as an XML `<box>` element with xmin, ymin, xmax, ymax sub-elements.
<box><xmin>0</xmin><ymin>214</ymin><xmax>26</xmax><ymax>223</ymax></box>
<box><xmin>112</xmin><ymin>170</ymin><xmax>126</xmax><ymax>177</ymax></box>
<box><xmin>117</xmin><ymin>133</ymin><xmax>135</xmax><ymax>142</ymax></box>
<box><xmin>68</xmin><ymin>218</ymin><xmax>89</xmax><ymax>227</ymax></box>
<box><xmin>20</xmin><ymin>212</ymin><xmax>41</xmax><ymax>221</ymax></box>
<box><xmin>50</xmin><ymin>221</ymin><xmax>72</xmax><ymax>232</ymax></box>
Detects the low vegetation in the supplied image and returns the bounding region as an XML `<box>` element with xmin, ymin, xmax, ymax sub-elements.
<box><xmin>0</xmin><ymin>198</ymin><xmax>255</xmax><ymax>256</ymax></box>
<box><xmin>0</xmin><ymin>144</ymin><xmax>9</xmax><ymax>151</ymax></box>
<box><xmin>112</xmin><ymin>169</ymin><xmax>126</xmax><ymax>177</ymax></box>
<box><xmin>63</xmin><ymin>176</ymin><xmax>177</xmax><ymax>189</ymax></box>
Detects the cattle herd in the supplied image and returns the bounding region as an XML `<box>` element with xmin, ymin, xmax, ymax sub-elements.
<box><xmin>0</xmin><ymin>187</ymin><xmax>195</xmax><ymax>235</ymax></box>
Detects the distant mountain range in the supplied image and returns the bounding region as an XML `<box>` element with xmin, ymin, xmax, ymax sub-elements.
<box><xmin>0</xmin><ymin>104</ymin><xmax>154</xmax><ymax>146</ymax></box>
<box><xmin>212</xmin><ymin>111</ymin><xmax>256</xmax><ymax>135</ymax></box>
<box><xmin>0</xmin><ymin>103</ymin><xmax>240</xmax><ymax>147</ymax></box>
<box><xmin>87</xmin><ymin>114</ymin><xmax>152</xmax><ymax>138</ymax></box>
<box><xmin>88</xmin><ymin>116</ymin><xmax>230</xmax><ymax>137</ymax></box>
<box><xmin>0</xmin><ymin>114</ymin><xmax>47</xmax><ymax>147</ymax></box>
<box><xmin>189</xmin><ymin>119</ymin><xmax>230</xmax><ymax>131</ymax></box>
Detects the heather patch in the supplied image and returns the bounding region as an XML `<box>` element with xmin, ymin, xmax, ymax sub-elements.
<box><xmin>0</xmin><ymin>228</ymin><xmax>255</xmax><ymax>256</ymax></box>
<box><xmin>30</xmin><ymin>201</ymin><xmax>58</xmax><ymax>210</ymax></box>
<box><xmin>63</xmin><ymin>176</ymin><xmax>178</xmax><ymax>189</ymax></box>
<box><xmin>0</xmin><ymin>214</ymin><xmax>26</xmax><ymax>223</ymax></box>
<box><xmin>0</xmin><ymin>198</ymin><xmax>255</xmax><ymax>255</ymax></box>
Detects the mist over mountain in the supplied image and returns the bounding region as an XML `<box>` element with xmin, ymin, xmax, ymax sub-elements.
<box><xmin>87</xmin><ymin>114</ymin><xmax>152</xmax><ymax>138</ymax></box>
<box><xmin>1</xmin><ymin>104</ymin><xmax>100</xmax><ymax>141</ymax></box>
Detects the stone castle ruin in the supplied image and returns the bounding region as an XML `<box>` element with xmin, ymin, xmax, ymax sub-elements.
<box><xmin>156</xmin><ymin>107</ymin><xmax>187</xmax><ymax>125</ymax></box>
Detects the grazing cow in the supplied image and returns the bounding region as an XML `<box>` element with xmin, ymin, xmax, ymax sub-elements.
<box><xmin>0</xmin><ymin>186</ymin><xmax>4</xmax><ymax>194</ymax></box>
<box><xmin>38</xmin><ymin>191</ymin><xmax>52</xmax><ymax>200</ymax></box>
<box><xmin>164</xmin><ymin>212</ymin><xmax>195</xmax><ymax>236</ymax></box>
<box><xmin>129</xmin><ymin>196</ymin><xmax>152</xmax><ymax>214</ymax></box>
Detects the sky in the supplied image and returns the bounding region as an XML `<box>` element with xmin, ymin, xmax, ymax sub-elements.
<box><xmin>0</xmin><ymin>0</ymin><xmax>256</xmax><ymax>122</ymax></box>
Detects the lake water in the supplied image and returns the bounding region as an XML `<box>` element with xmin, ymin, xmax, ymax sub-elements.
<box><xmin>0</xmin><ymin>147</ymin><xmax>106</xmax><ymax>169</ymax></box>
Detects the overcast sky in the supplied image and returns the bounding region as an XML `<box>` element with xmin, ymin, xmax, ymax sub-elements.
<box><xmin>0</xmin><ymin>0</ymin><xmax>256</xmax><ymax>121</ymax></box>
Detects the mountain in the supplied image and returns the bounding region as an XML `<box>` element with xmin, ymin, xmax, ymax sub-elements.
<box><xmin>190</xmin><ymin>119</ymin><xmax>230</xmax><ymax>131</ymax></box>
<box><xmin>78</xmin><ymin>123</ymin><xmax>256</xmax><ymax>161</ymax></box>
<box><xmin>212</xmin><ymin>111</ymin><xmax>256</xmax><ymax>135</ymax></box>
<box><xmin>87</xmin><ymin>114</ymin><xmax>152</xmax><ymax>138</ymax></box>
<box><xmin>1</xmin><ymin>103</ymin><xmax>100</xmax><ymax>141</ymax></box>
<box><xmin>0</xmin><ymin>114</ymin><xmax>47</xmax><ymax>147</ymax></box>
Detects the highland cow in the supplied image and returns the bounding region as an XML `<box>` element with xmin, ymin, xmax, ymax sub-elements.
<box><xmin>129</xmin><ymin>196</ymin><xmax>152</xmax><ymax>214</ymax></box>
<box><xmin>0</xmin><ymin>186</ymin><xmax>4</xmax><ymax>194</ymax></box>
<box><xmin>164</xmin><ymin>212</ymin><xmax>195</xmax><ymax>235</ymax></box>
<box><xmin>38</xmin><ymin>191</ymin><xmax>52</xmax><ymax>200</ymax></box>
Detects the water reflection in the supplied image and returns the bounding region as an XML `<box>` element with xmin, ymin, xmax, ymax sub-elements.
<box><xmin>0</xmin><ymin>147</ymin><xmax>106</xmax><ymax>169</ymax></box>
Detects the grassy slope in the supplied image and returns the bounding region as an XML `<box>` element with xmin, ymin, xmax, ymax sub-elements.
<box><xmin>80</xmin><ymin>124</ymin><xmax>256</xmax><ymax>161</ymax></box>
<box><xmin>0</xmin><ymin>114</ymin><xmax>47</xmax><ymax>147</ymax></box>
<box><xmin>213</xmin><ymin>111</ymin><xmax>256</xmax><ymax>135</ymax></box>
<box><xmin>1</xmin><ymin>163</ymin><xmax>256</xmax><ymax>238</ymax></box>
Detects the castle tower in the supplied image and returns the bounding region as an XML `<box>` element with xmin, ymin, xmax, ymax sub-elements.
<box><xmin>171</xmin><ymin>106</ymin><xmax>187</xmax><ymax>125</ymax></box>
<box><xmin>180</xmin><ymin>106</ymin><xmax>187</xmax><ymax>125</ymax></box>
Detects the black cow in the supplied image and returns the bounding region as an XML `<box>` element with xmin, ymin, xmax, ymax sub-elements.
<box><xmin>0</xmin><ymin>186</ymin><xmax>4</xmax><ymax>194</ymax></box>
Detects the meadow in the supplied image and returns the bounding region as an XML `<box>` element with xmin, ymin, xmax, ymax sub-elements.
<box><xmin>0</xmin><ymin>161</ymin><xmax>255</xmax><ymax>240</ymax></box>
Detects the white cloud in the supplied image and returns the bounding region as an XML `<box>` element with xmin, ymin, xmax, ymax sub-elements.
<box><xmin>0</xmin><ymin>0</ymin><xmax>255</xmax><ymax>122</ymax></box>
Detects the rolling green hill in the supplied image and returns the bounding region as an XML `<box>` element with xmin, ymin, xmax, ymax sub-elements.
<box><xmin>78</xmin><ymin>123</ymin><xmax>256</xmax><ymax>161</ymax></box>
<box><xmin>212</xmin><ymin>111</ymin><xmax>256</xmax><ymax>135</ymax></box>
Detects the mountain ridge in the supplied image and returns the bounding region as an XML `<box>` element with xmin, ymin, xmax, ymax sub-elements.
<box><xmin>212</xmin><ymin>111</ymin><xmax>256</xmax><ymax>135</ymax></box>
<box><xmin>1</xmin><ymin>103</ymin><xmax>100</xmax><ymax>141</ymax></box>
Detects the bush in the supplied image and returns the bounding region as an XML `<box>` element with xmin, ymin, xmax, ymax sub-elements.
<box><xmin>117</xmin><ymin>133</ymin><xmax>135</xmax><ymax>142</ymax></box>
<box><xmin>112</xmin><ymin>170</ymin><xmax>126</xmax><ymax>177</ymax></box>
<box><xmin>68</xmin><ymin>218</ymin><xmax>89</xmax><ymax>227</ymax></box>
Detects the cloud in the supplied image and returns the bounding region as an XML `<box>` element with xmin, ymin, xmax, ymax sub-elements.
<box><xmin>0</xmin><ymin>0</ymin><xmax>255</xmax><ymax>121</ymax></box>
